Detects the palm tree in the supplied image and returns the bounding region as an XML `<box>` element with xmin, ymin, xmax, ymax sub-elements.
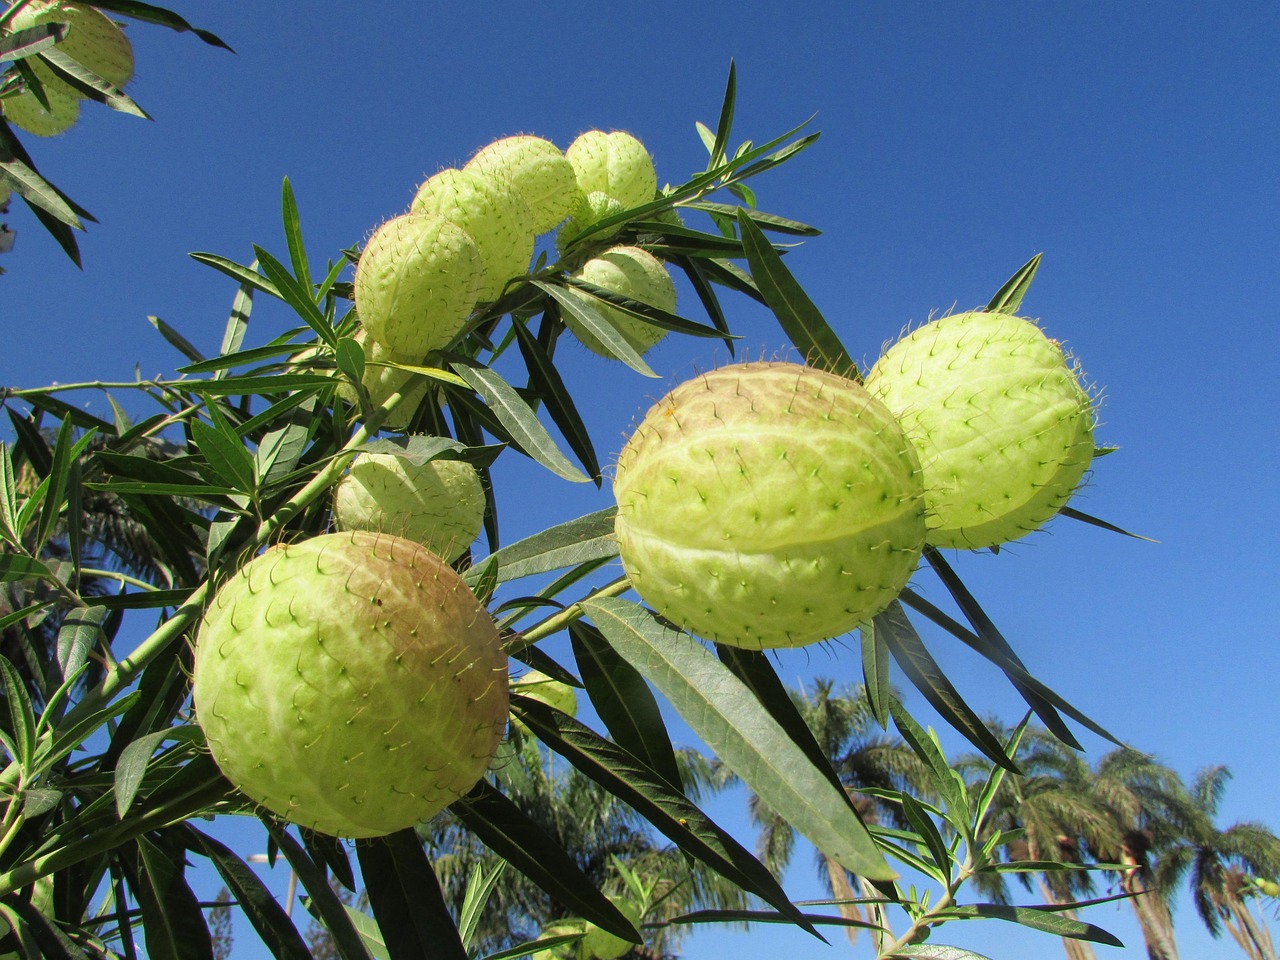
<box><xmin>1155</xmin><ymin>766</ymin><xmax>1280</xmax><ymax>960</ymax></box>
<box><xmin>737</xmin><ymin>679</ymin><xmax>934</xmax><ymax>949</ymax></box>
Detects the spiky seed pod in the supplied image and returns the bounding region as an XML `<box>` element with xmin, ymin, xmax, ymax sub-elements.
<box><xmin>7</xmin><ymin>1</ymin><xmax>133</xmax><ymax>100</ymax></box>
<box><xmin>192</xmin><ymin>531</ymin><xmax>507</xmax><ymax>838</ymax></box>
<box><xmin>1</xmin><ymin>60</ymin><xmax>81</xmax><ymax>136</ymax></box>
<box><xmin>864</xmin><ymin>310</ymin><xmax>1095</xmax><ymax>549</ymax></box>
<box><xmin>510</xmin><ymin>669</ymin><xmax>577</xmax><ymax>716</ymax></box>
<box><xmin>334</xmin><ymin>330</ymin><xmax>433</xmax><ymax>431</ymax></box>
<box><xmin>614</xmin><ymin>362</ymin><xmax>926</xmax><ymax>649</ymax></box>
<box><xmin>332</xmin><ymin>452</ymin><xmax>485</xmax><ymax>561</ymax></box>
<box><xmin>354</xmin><ymin>212</ymin><xmax>484</xmax><ymax>358</ymax></box>
<box><xmin>564</xmin><ymin>245</ymin><xmax>675</xmax><ymax>357</ymax></box>
<box><xmin>565</xmin><ymin>130</ymin><xmax>658</xmax><ymax>212</ymax></box>
<box><xmin>464</xmin><ymin>135</ymin><xmax>578</xmax><ymax>233</ymax></box>
<box><xmin>410</xmin><ymin>168</ymin><xmax>536</xmax><ymax>303</ymax></box>
<box><xmin>556</xmin><ymin>191</ymin><xmax>626</xmax><ymax>255</ymax></box>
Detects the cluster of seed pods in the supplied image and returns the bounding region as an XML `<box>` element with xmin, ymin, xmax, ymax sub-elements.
<box><xmin>613</xmin><ymin>311</ymin><xmax>1095</xmax><ymax>650</ymax></box>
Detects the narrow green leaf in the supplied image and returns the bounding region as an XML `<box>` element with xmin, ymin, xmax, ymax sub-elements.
<box><xmin>131</xmin><ymin>835</ymin><xmax>215</xmax><ymax>960</ymax></box>
<box><xmin>675</xmin><ymin>258</ymin><xmax>734</xmax><ymax>354</ymax></box>
<box><xmin>183</xmin><ymin>826</ymin><xmax>313</xmax><ymax>960</ymax></box>
<box><xmin>571</xmin><ymin>622</ymin><xmax>683</xmax><ymax>790</ymax></box>
<box><xmin>56</xmin><ymin>603</ymin><xmax>108</xmax><ymax>681</ymax></box>
<box><xmin>190</xmin><ymin>408</ymin><xmax>257</xmax><ymax>495</ymax></box>
<box><xmin>147</xmin><ymin>315</ymin><xmax>206</xmax><ymax>364</ymax></box>
<box><xmin>254</xmin><ymin>399</ymin><xmax>315</xmax><ymax>489</ymax></box>
<box><xmin>860</xmin><ymin>619</ymin><xmax>892</xmax><ymax>729</ymax></box>
<box><xmin>512</xmin><ymin>318</ymin><xmax>600</xmax><ymax>481</ymax></box>
<box><xmin>86</xmin><ymin>1</ymin><xmax>233</xmax><ymax>49</ymax></box>
<box><xmin>714</xmin><ymin>645</ymin><xmax>853</xmax><ymax>804</ymax></box>
<box><xmin>186</xmin><ymin>373</ymin><xmax>336</xmax><ymax>396</ymax></box>
<box><xmin>189</xmin><ymin>252</ymin><xmax>284</xmax><ymax>299</ymax></box>
<box><xmin>40</xmin><ymin>46</ymin><xmax>148</xmax><ymax>117</ymax></box>
<box><xmin>985</xmin><ymin>253</ymin><xmax>1042</xmax><ymax>315</ymax></box>
<box><xmin>450</xmin><ymin>363</ymin><xmax>588</xmax><ymax>483</ymax></box>
<box><xmin>34</xmin><ymin>417</ymin><xmax>76</xmax><ymax>554</ymax></box>
<box><xmin>0</xmin><ymin>553</ymin><xmax>54</xmax><ymax>583</ymax></box>
<box><xmin>0</xmin><ymin>22</ymin><xmax>63</xmax><ymax>61</ymax></box>
<box><xmin>886</xmin><ymin>698</ymin><xmax>967</xmax><ymax>819</ymax></box>
<box><xmin>736</xmin><ymin>209</ymin><xmax>858</xmax><ymax>378</ymax></box>
<box><xmin>886</xmin><ymin>946</ymin><xmax>995</xmax><ymax>960</ymax></box>
<box><xmin>217</xmin><ymin>267</ymin><xmax>255</xmax><ymax>372</ymax></box>
<box><xmin>0</xmin><ymin>655</ymin><xmax>37</xmax><ymax>768</ymax></box>
<box><xmin>936</xmin><ymin>903</ymin><xmax>1123</xmax><ymax>946</ymax></box>
<box><xmin>973</xmin><ymin>716</ymin><xmax>1030</xmax><ymax>836</ymax></box>
<box><xmin>451</xmin><ymin>779</ymin><xmax>641</xmax><ymax>942</ymax></box>
<box><xmin>114</xmin><ymin>726</ymin><xmax>202</xmax><ymax>818</ymax></box>
<box><xmin>922</xmin><ymin>547</ymin><xmax>1081</xmax><ymax>749</ymax></box>
<box><xmin>267</xmin><ymin>821</ymin><xmax>373</xmax><ymax>960</ymax></box>
<box><xmin>254</xmin><ymin>246</ymin><xmax>336</xmax><ymax>348</ymax></box>
<box><xmin>0</xmin><ymin>134</ymin><xmax>84</xmax><ymax>229</ymax></box>
<box><xmin>467</xmin><ymin>507</ymin><xmax>617</xmax><ymax>587</ymax></box>
<box><xmin>280</xmin><ymin>178</ymin><xmax>312</xmax><ymax>293</ymax></box>
<box><xmin>357</xmin><ymin>832</ymin><xmax>467</xmax><ymax>960</ymax></box>
<box><xmin>537</xmin><ymin>283</ymin><xmax>657</xmax><ymax>377</ymax></box>
<box><xmin>342</xmin><ymin>907</ymin><xmax>391</xmax><ymax>960</ymax></box>
<box><xmin>0</xmin><ymin>896</ymin><xmax>88</xmax><ymax>959</ymax></box>
<box><xmin>583</xmin><ymin>598</ymin><xmax>895</xmax><ymax>880</ymax></box>
<box><xmin>897</xmin><ymin>587</ymin><xmax>1122</xmax><ymax>745</ymax></box>
<box><xmin>877</xmin><ymin>603</ymin><xmax>1017</xmax><ymax>774</ymax></box>
<box><xmin>457</xmin><ymin>861</ymin><xmax>506</xmax><ymax>950</ymax></box>
<box><xmin>684</xmin><ymin>201</ymin><xmax>820</xmax><ymax>235</ymax></box>
<box><xmin>179</xmin><ymin>340</ymin><xmax>305</xmax><ymax>375</ymax></box>
<box><xmin>709</xmin><ymin>60</ymin><xmax>736</xmax><ymax>171</ymax></box>
<box><xmin>0</xmin><ymin>443</ymin><xmax>21</xmax><ymax>546</ymax></box>
<box><xmin>1059</xmin><ymin>506</ymin><xmax>1158</xmax><ymax>542</ymax></box>
<box><xmin>898</xmin><ymin>791</ymin><xmax>951</xmax><ymax>882</ymax></box>
<box><xmin>0</xmin><ymin>598</ymin><xmax>54</xmax><ymax>630</ymax></box>
<box><xmin>561</xmin><ymin>278</ymin><xmax>733</xmax><ymax>339</ymax></box>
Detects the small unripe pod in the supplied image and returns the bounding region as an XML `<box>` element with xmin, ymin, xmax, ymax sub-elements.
<box><xmin>192</xmin><ymin>531</ymin><xmax>508</xmax><ymax>838</ymax></box>
<box><xmin>510</xmin><ymin>669</ymin><xmax>578</xmax><ymax>717</ymax></box>
<box><xmin>1</xmin><ymin>60</ymin><xmax>80</xmax><ymax>136</ymax></box>
<box><xmin>333</xmin><ymin>451</ymin><xmax>485</xmax><ymax>561</ymax></box>
<box><xmin>864</xmin><ymin>310</ymin><xmax>1095</xmax><ymax>549</ymax></box>
<box><xmin>614</xmin><ymin>362</ymin><xmax>926</xmax><ymax>649</ymax></box>
<box><xmin>411</xmin><ymin>168</ymin><xmax>536</xmax><ymax>303</ymax></box>
<box><xmin>565</xmin><ymin>130</ymin><xmax>657</xmax><ymax>211</ymax></box>
<box><xmin>354</xmin><ymin>213</ymin><xmax>484</xmax><ymax>358</ymax></box>
<box><xmin>557</xmin><ymin>191</ymin><xmax>626</xmax><ymax>255</ymax></box>
<box><xmin>564</xmin><ymin>245</ymin><xmax>675</xmax><ymax>357</ymax></box>
<box><xmin>334</xmin><ymin>331</ymin><xmax>433</xmax><ymax>432</ymax></box>
<box><xmin>465</xmin><ymin>135</ymin><xmax>578</xmax><ymax>233</ymax></box>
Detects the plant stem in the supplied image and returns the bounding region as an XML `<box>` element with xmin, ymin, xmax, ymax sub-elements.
<box><xmin>503</xmin><ymin>576</ymin><xmax>631</xmax><ymax>652</ymax></box>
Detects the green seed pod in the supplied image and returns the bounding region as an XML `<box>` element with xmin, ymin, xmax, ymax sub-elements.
<box><xmin>581</xmin><ymin>898</ymin><xmax>641</xmax><ymax>959</ymax></box>
<box><xmin>411</xmin><ymin>168</ymin><xmax>536</xmax><ymax>303</ymax></box>
<box><xmin>333</xmin><ymin>451</ymin><xmax>485</xmax><ymax>561</ymax></box>
<box><xmin>864</xmin><ymin>310</ymin><xmax>1095</xmax><ymax>549</ymax></box>
<box><xmin>192</xmin><ymin>531</ymin><xmax>507</xmax><ymax>838</ymax></box>
<box><xmin>511</xmin><ymin>669</ymin><xmax>577</xmax><ymax>717</ymax></box>
<box><xmin>557</xmin><ymin>191</ymin><xmax>626</xmax><ymax>255</ymax></box>
<box><xmin>465</xmin><ymin>135</ymin><xmax>578</xmax><ymax>233</ymax></box>
<box><xmin>1</xmin><ymin>61</ymin><xmax>80</xmax><ymax>136</ymax></box>
<box><xmin>10</xmin><ymin>1</ymin><xmax>134</xmax><ymax>91</ymax></box>
<box><xmin>564</xmin><ymin>245</ymin><xmax>675</xmax><ymax>357</ymax></box>
<box><xmin>354</xmin><ymin>212</ymin><xmax>484</xmax><ymax>358</ymax></box>
<box><xmin>565</xmin><ymin>130</ymin><xmax>657</xmax><ymax>211</ymax></box>
<box><xmin>614</xmin><ymin>362</ymin><xmax>926</xmax><ymax>649</ymax></box>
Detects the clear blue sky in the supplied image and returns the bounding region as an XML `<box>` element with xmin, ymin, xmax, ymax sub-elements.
<box><xmin>3</xmin><ymin>3</ymin><xmax>1278</xmax><ymax>958</ymax></box>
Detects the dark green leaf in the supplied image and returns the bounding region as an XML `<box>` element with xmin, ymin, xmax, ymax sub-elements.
<box><xmin>190</xmin><ymin>406</ymin><xmax>257</xmax><ymax>494</ymax></box>
<box><xmin>536</xmin><ymin>283</ymin><xmax>657</xmax><ymax>377</ymax></box>
<box><xmin>0</xmin><ymin>896</ymin><xmax>90</xmax><ymax>959</ymax></box>
<box><xmin>583</xmin><ymin>598</ymin><xmax>894</xmax><ymax>880</ymax></box>
<box><xmin>736</xmin><ymin>209</ymin><xmax>858</xmax><ymax>378</ymax></box>
<box><xmin>357</xmin><ymin>832</ymin><xmax>466</xmax><ymax>960</ymax></box>
<box><xmin>56</xmin><ymin>604</ymin><xmax>108</xmax><ymax>682</ymax></box>
<box><xmin>92</xmin><ymin>588</ymin><xmax>192</xmax><ymax>610</ymax></box>
<box><xmin>511</xmin><ymin>318</ymin><xmax>600</xmax><ymax>481</ymax></box>
<box><xmin>561</xmin><ymin>278</ymin><xmax>733</xmax><ymax>340</ymax></box>
<box><xmin>877</xmin><ymin>602</ymin><xmax>1016</xmax><ymax>774</ymax></box>
<box><xmin>130</xmin><ymin>835</ymin><xmax>215</xmax><ymax>960</ymax></box>
<box><xmin>267</xmin><ymin>821</ymin><xmax>373</xmax><ymax>960</ymax></box>
<box><xmin>85</xmin><ymin>1</ymin><xmax>232</xmax><ymax>49</ymax></box>
<box><xmin>922</xmin><ymin>547</ymin><xmax>1081</xmax><ymax>749</ymax></box>
<box><xmin>280</xmin><ymin>178</ymin><xmax>313</xmax><ymax>293</ymax></box>
<box><xmin>886</xmin><ymin>946</ymin><xmax>995</xmax><ymax>960</ymax></box>
<box><xmin>34</xmin><ymin>417</ymin><xmax>76</xmax><ymax>555</ymax></box>
<box><xmin>571</xmin><ymin>622</ymin><xmax>683</xmax><ymax>790</ymax></box>
<box><xmin>451</xmin><ymin>779</ymin><xmax>641</xmax><ymax>942</ymax></box>
<box><xmin>40</xmin><ymin>46</ymin><xmax>148</xmax><ymax>117</ymax></box>
<box><xmin>450</xmin><ymin>363</ymin><xmax>588</xmax><ymax>482</ymax></box>
<box><xmin>715</xmin><ymin>645</ymin><xmax>853</xmax><ymax>806</ymax></box>
<box><xmin>708</xmin><ymin>60</ymin><xmax>736</xmax><ymax>171</ymax></box>
<box><xmin>675</xmin><ymin>258</ymin><xmax>734</xmax><ymax>354</ymax></box>
<box><xmin>22</xmin><ymin>393</ymin><xmax>114</xmax><ymax>433</ymax></box>
<box><xmin>188</xmin><ymin>253</ymin><xmax>284</xmax><ymax>299</ymax></box>
<box><xmin>183</xmin><ymin>826</ymin><xmax>313</xmax><ymax>960</ymax></box>
<box><xmin>899</xmin><ymin>791</ymin><xmax>951</xmax><ymax>882</ymax></box>
<box><xmin>0</xmin><ymin>655</ymin><xmax>36</xmax><ymax>768</ymax></box>
<box><xmin>216</xmin><ymin>270</ymin><xmax>255</xmax><ymax>372</ymax></box>
<box><xmin>114</xmin><ymin>726</ymin><xmax>202</xmax><ymax>818</ymax></box>
<box><xmin>0</xmin><ymin>128</ymin><xmax>85</xmax><ymax>230</ymax></box>
<box><xmin>186</xmin><ymin>373</ymin><xmax>336</xmax><ymax>396</ymax></box>
<box><xmin>0</xmin><ymin>443</ymin><xmax>20</xmax><ymax>546</ymax></box>
<box><xmin>179</xmin><ymin>341</ymin><xmax>308</xmax><ymax>375</ymax></box>
<box><xmin>935</xmin><ymin>903</ymin><xmax>1122</xmax><ymax>946</ymax></box>
<box><xmin>0</xmin><ymin>22</ymin><xmax>64</xmax><ymax>61</ymax></box>
<box><xmin>985</xmin><ymin>253</ymin><xmax>1042</xmax><ymax>315</ymax></box>
<box><xmin>1059</xmin><ymin>506</ymin><xmax>1157</xmax><ymax>542</ymax></box>
<box><xmin>860</xmin><ymin>619</ymin><xmax>892</xmax><ymax>729</ymax></box>
<box><xmin>254</xmin><ymin>246</ymin><xmax>336</xmax><ymax>348</ymax></box>
<box><xmin>684</xmin><ymin>201</ymin><xmax>820</xmax><ymax>235</ymax></box>
<box><xmin>0</xmin><ymin>553</ymin><xmax>54</xmax><ymax>583</ymax></box>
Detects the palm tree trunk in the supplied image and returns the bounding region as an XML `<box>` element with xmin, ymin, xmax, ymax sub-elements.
<box><xmin>1034</xmin><ymin>875</ymin><xmax>1096</xmax><ymax>960</ymax></box>
<box><xmin>823</xmin><ymin>856</ymin><xmax>867</xmax><ymax>948</ymax></box>
<box><xmin>1225</xmin><ymin>897</ymin><xmax>1277</xmax><ymax>960</ymax></box>
<box><xmin>1120</xmin><ymin>860</ymin><xmax>1180</xmax><ymax>959</ymax></box>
